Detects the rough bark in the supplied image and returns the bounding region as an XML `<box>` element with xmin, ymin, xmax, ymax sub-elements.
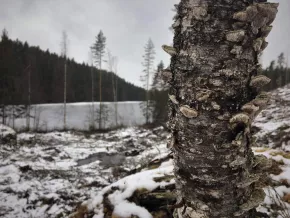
<box><xmin>165</xmin><ymin>0</ymin><xmax>278</xmax><ymax>217</ymax></box>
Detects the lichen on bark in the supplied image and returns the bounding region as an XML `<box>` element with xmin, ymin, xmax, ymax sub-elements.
<box><xmin>164</xmin><ymin>0</ymin><xmax>278</xmax><ymax>217</ymax></box>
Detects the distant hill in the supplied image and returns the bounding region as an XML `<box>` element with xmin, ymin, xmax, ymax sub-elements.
<box><xmin>0</xmin><ymin>31</ymin><xmax>146</xmax><ymax>105</ymax></box>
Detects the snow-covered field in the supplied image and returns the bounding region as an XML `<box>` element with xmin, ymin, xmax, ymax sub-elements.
<box><xmin>2</xmin><ymin>102</ymin><xmax>146</xmax><ymax>131</ymax></box>
<box><xmin>0</xmin><ymin>127</ymin><xmax>169</xmax><ymax>217</ymax></box>
<box><xmin>1</xmin><ymin>85</ymin><xmax>290</xmax><ymax>218</ymax></box>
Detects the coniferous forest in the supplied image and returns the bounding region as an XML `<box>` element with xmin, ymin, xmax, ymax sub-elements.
<box><xmin>0</xmin><ymin>30</ymin><xmax>146</xmax><ymax>106</ymax></box>
<box><xmin>0</xmin><ymin>28</ymin><xmax>289</xmax><ymax>126</ymax></box>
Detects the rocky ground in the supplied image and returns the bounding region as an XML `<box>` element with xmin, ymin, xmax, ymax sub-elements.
<box><xmin>1</xmin><ymin>85</ymin><xmax>290</xmax><ymax>218</ymax></box>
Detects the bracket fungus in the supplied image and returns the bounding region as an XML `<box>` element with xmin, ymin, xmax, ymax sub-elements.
<box><xmin>261</xmin><ymin>41</ymin><xmax>269</xmax><ymax>51</ymax></box>
<box><xmin>162</xmin><ymin>45</ymin><xmax>176</xmax><ymax>56</ymax></box>
<box><xmin>169</xmin><ymin>95</ymin><xmax>179</xmax><ymax>105</ymax></box>
<box><xmin>211</xmin><ymin>102</ymin><xmax>221</xmax><ymax>111</ymax></box>
<box><xmin>253</xmin><ymin>155</ymin><xmax>272</xmax><ymax>170</ymax></box>
<box><xmin>180</xmin><ymin>105</ymin><xmax>198</xmax><ymax>118</ymax></box>
<box><xmin>253</xmin><ymin>38</ymin><xmax>264</xmax><ymax>52</ymax></box>
<box><xmin>260</xmin><ymin>26</ymin><xmax>273</xmax><ymax>38</ymax></box>
<box><xmin>252</xmin><ymin>92</ymin><xmax>270</xmax><ymax>107</ymax></box>
<box><xmin>196</xmin><ymin>90</ymin><xmax>212</xmax><ymax>102</ymax></box>
<box><xmin>229</xmin><ymin>113</ymin><xmax>250</xmax><ymax>129</ymax></box>
<box><xmin>233</xmin><ymin>5</ymin><xmax>258</xmax><ymax>22</ymax></box>
<box><xmin>234</xmin><ymin>189</ymin><xmax>266</xmax><ymax>216</ymax></box>
<box><xmin>250</xmin><ymin>75</ymin><xmax>271</xmax><ymax>89</ymax></box>
<box><xmin>233</xmin><ymin>3</ymin><xmax>278</xmax><ymax>36</ymax></box>
<box><xmin>230</xmin><ymin>156</ymin><xmax>247</xmax><ymax>168</ymax></box>
<box><xmin>226</xmin><ymin>30</ymin><xmax>245</xmax><ymax>42</ymax></box>
<box><xmin>241</xmin><ymin>102</ymin><xmax>260</xmax><ymax>115</ymax></box>
<box><xmin>237</xmin><ymin>174</ymin><xmax>261</xmax><ymax>188</ymax></box>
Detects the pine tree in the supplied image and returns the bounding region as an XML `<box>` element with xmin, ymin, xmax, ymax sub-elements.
<box><xmin>165</xmin><ymin>1</ymin><xmax>278</xmax><ymax>217</ymax></box>
<box><xmin>140</xmin><ymin>38</ymin><xmax>155</xmax><ymax>124</ymax></box>
<box><xmin>92</xmin><ymin>30</ymin><xmax>106</xmax><ymax>129</ymax></box>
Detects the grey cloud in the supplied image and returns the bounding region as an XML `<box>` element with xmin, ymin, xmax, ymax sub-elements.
<box><xmin>0</xmin><ymin>0</ymin><xmax>289</xmax><ymax>87</ymax></box>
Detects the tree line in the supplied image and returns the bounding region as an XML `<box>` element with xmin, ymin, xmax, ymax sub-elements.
<box><xmin>1</xmin><ymin>28</ymin><xmax>288</xmax><ymax>129</ymax></box>
<box><xmin>0</xmin><ymin>29</ymin><xmax>146</xmax><ymax>107</ymax></box>
<box><xmin>262</xmin><ymin>52</ymin><xmax>290</xmax><ymax>91</ymax></box>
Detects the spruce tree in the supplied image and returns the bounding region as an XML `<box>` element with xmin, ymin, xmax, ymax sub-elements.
<box><xmin>92</xmin><ymin>30</ymin><xmax>106</xmax><ymax>129</ymax></box>
<box><xmin>140</xmin><ymin>38</ymin><xmax>155</xmax><ymax>124</ymax></box>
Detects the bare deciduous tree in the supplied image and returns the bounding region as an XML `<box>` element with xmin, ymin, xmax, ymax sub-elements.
<box><xmin>164</xmin><ymin>1</ymin><xmax>279</xmax><ymax>217</ymax></box>
<box><xmin>61</xmin><ymin>31</ymin><xmax>68</xmax><ymax>130</ymax></box>
<box><xmin>107</xmin><ymin>50</ymin><xmax>118</xmax><ymax>127</ymax></box>
<box><xmin>88</xmin><ymin>50</ymin><xmax>95</xmax><ymax>130</ymax></box>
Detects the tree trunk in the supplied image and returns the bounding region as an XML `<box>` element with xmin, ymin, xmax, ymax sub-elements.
<box><xmin>91</xmin><ymin>65</ymin><xmax>95</xmax><ymax>129</ymax></box>
<box><xmin>64</xmin><ymin>59</ymin><xmax>67</xmax><ymax>130</ymax></box>
<box><xmin>12</xmin><ymin>105</ymin><xmax>15</xmax><ymax>129</ymax></box>
<box><xmin>2</xmin><ymin>104</ymin><xmax>5</xmax><ymax>125</ymax></box>
<box><xmin>26</xmin><ymin>64</ymin><xmax>31</xmax><ymax>131</ymax></box>
<box><xmin>99</xmin><ymin>70</ymin><xmax>102</xmax><ymax>129</ymax></box>
<box><xmin>167</xmin><ymin>0</ymin><xmax>278</xmax><ymax>217</ymax></box>
<box><xmin>112</xmin><ymin>72</ymin><xmax>118</xmax><ymax>127</ymax></box>
<box><xmin>115</xmin><ymin>75</ymin><xmax>118</xmax><ymax>126</ymax></box>
<box><xmin>146</xmin><ymin>69</ymin><xmax>149</xmax><ymax>124</ymax></box>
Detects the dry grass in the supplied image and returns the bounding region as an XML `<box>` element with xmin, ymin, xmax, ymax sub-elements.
<box><xmin>70</xmin><ymin>205</ymin><xmax>89</xmax><ymax>218</ymax></box>
<box><xmin>282</xmin><ymin>193</ymin><xmax>290</xmax><ymax>203</ymax></box>
<box><xmin>270</xmin><ymin>151</ymin><xmax>290</xmax><ymax>159</ymax></box>
<box><xmin>267</xmin><ymin>187</ymin><xmax>290</xmax><ymax>218</ymax></box>
<box><xmin>254</xmin><ymin>147</ymin><xmax>271</xmax><ymax>153</ymax></box>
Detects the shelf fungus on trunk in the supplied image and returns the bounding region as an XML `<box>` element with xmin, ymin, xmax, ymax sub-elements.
<box><xmin>169</xmin><ymin>95</ymin><xmax>179</xmax><ymax>105</ymax></box>
<box><xmin>167</xmin><ymin>134</ymin><xmax>176</xmax><ymax>149</ymax></box>
<box><xmin>196</xmin><ymin>90</ymin><xmax>212</xmax><ymax>102</ymax></box>
<box><xmin>253</xmin><ymin>155</ymin><xmax>273</xmax><ymax>171</ymax></box>
<box><xmin>229</xmin><ymin>113</ymin><xmax>250</xmax><ymax>130</ymax></box>
<box><xmin>211</xmin><ymin>101</ymin><xmax>221</xmax><ymax>111</ymax></box>
<box><xmin>253</xmin><ymin>38</ymin><xmax>264</xmax><ymax>52</ymax></box>
<box><xmin>250</xmin><ymin>75</ymin><xmax>271</xmax><ymax>89</ymax></box>
<box><xmin>233</xmin><ymin>2</ymin><xmax>279</xmax><ymax>35</ymax></box>
<box><xmin>226</xmin><ymin>30</ymin><xmax>245</xmax><ymax>42</ymax></box>
<box><xmin>179</xmin><ymin>105</ymin><xmax>198</xmax><ymax>118</ymax></box>
<box><xmin>167</xmin><ymin>0</ymin><xmax>278</xmax><ymax>217</ymax></box>
<box><xmin>252</xmin><ymin>92</ymin><xmax>271</xmax><ymax>107</ymax></box>
<box><xmin>234</xmin><ymin>189</ymin><xmax>266</xmax><ymax>217</ymax></box>
<box><xmin>230</xmin><ymin>156</ymin><xmax>247</xmax><ymax>169</ymax></box>
<box><xmin>237</xmin><ymin>174</ymin><xmax>261</xmax><ymax>189</ymax></box>
<box><xmin>241</xmin><ymin>102</ymin><xmax>260</xmax><ymax>116</ymax></box>
<box><xmin>260</xmin><ymin>26</ymin><xmax>273</xmax><ymax>38</ymax></box>
<box><xmin>162</xmin><ymin>45</ymin><xmax>176</xmax><ymax>56</ymax></box>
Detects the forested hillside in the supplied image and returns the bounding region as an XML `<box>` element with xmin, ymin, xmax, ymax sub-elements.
<box><xmin>262</xmin><ymin>53</ymin><xmax>290</xmax><ymax>91</ymax></box>
<box><xmin>0</xmin><ymin>30</ymin><xmax>146</xmax><ymax>105</ymax></box>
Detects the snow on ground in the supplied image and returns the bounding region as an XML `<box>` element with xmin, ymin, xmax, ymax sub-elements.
<box><xmin>254</xmin><ymin>84</ymin><xmax>290</xmax><ymax>149</ymax></box>
<box><xmin>0</xmin><ymin>124</ymin><xmax>16</xmax><ymax>139</ymax></box>
<box><xmin>1</xmin><ymin>102</ymin><xmax>146</xmax><ymax>131</ymax></box>
<box><xmin>0</xmin><ymin>127</ymin><xmax>168</xmax><ymax>218</ymax></box>
<box><xmin>1</xmin><ymin>85</ymin><xmax>290</xmax><ymax>218</ymax></box>
<box><xmin>83</xmin><ymin>159</ymin><xmax>174</xmax><ymax>218</ymax></box>
<box><xmin>77</xmin><ymin>84</ymin><xmax>290</xmax><ymax>218</ymax></box>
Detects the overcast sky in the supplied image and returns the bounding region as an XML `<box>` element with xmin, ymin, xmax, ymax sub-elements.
<box><xmin>0</xmin><ymin>0</ymin><xmax>289</xmax><ymax>87</ymax></box>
